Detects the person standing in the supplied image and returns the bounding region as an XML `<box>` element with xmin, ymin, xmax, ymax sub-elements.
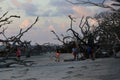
<box><xmin>55</xmin><ymin>49</ymin><xmax>60</xmax><ymax>62</ymax></box>
<box><xmin>72</xmin><ymin>46</ymin><xmax>79</xmax><ymax>60</ymax></box>
<box><xmin>87</xmin><ymin>33</ymin><xmax>95</xmax><ymax>60</ymax></box>
<box><xmin>16</xmin><ymin>46</ymin><xmax>21</xmax><ymax>62</ymax></box>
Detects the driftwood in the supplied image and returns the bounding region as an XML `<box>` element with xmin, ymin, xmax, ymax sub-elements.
<box><xmin>0</xmin><ymin>62</ymin><xmax>17</xmax><ymax>68</ymax></box>
<box><xmin>0</xmin><ymin>58</ymin><xmax>34</xmax><ymax>68</ymax></box>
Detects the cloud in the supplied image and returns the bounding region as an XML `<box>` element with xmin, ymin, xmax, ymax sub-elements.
<box><xmin>26</xmin><ymin>0</ymin><xmax>32</xmax><ymax>3</ymax></box>
<box><xmin>0</xmin><ymin>0</ymin><xmax>4</xmax><ymax>2</ymax></box>
<box><xmin>20</xmin><ymin>19</ymin><xmax>30</xmax><ymax>29</ymax></box>
<box><xmin>72</xmin><ymin>6</ymin><xmax>97</xmax><ymax>17</ymax></box>
<box><xmin>10</xmin><ymin>0</ymin><xmax>99</xmax><ymax>17</ymax></box>
<box><xmin>11</xmin><ymin>0</ymin><xmax>39</xmax><ymax>16</ymax></box>
<box><xmin>50</xmin><ymin>0</ymin><xmax>70</xmax><ymax>7</ymax></box>
<box><xmin>44</xmin><ymin>0</ymin><xmax>74</xmax><ymax>17</ymax></box>
<box><xmin>41</xmin><ymin>10</ymin><xmax>55</xmax><ymax>17</ymax></box>
<box><xmin>11</xmin><ymin>0</ymin><xmax>21</xmax><ymax>7</ymax></box>
<box><xmin>48</xmin><ymin>0</ymin><xmax>102</xmax><ymax>17</ymax></box>
<box><xmin>48</xmin><ymin>25</ymin><xmax>55</xmax><ymax>31</ymax></box>
<box><xmin>22</xmin><ymin>3</ymin><xmax>38</xmax><ymax>16</ymax></box>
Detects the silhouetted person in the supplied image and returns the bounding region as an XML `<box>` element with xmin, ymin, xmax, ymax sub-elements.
<box><xmin>87</xmin><ymin>33</ymin><xmax>95</xmax><ymax>60</ymax></box>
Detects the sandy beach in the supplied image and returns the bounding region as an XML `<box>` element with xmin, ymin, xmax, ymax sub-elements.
<box><xmin>0</xmin><ymin>53</ymin><xmax>120</xmax><ymax>80</ymax></box>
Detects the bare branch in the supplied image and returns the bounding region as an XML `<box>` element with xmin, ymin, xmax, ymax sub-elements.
<box><xmin>68</xmin><ymin>15</ymin><xmax>76</xmax><ymax>29</ymax></box>
<box><xmin>16</xmin><ymin>17</ymin><xmax>39</xmax><ymax>39</ymax></box>
<box><xmin>0</xmin><ymin>11</ymin><xmax>8</xmax><ymax>20</ymax></box>
<box><xmin>79</xmin><ymin>16</ymin><xmax>84</xmax><ymax>28</ymax></box>
<box><xmin>0</xmin><ymin>15</ymin><xmax>20</xmax><ymax>23</ymax></box>
<box><xmin>0</xmin><ymin>20</ymin><xmax>12</xmax><ymax>28</ymax></box>
<box><xmin>66</xmin><ymin>0</ymin><xmax>117</xmax><ymax>11</ymax></box>
<box><xmin>1</xmin><ymin>27</ymin><xmax>8</xmax><ymax>39</ymax></box>
<box><xmin>51</xmin><ymin>30</ymin><xmax>64</xmax><ymax>44</ymax></box>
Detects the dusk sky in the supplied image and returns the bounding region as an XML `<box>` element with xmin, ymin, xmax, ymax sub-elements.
<box><xmin>0</xmin><ymin>0</ymin><xmax>113</xmax><ymax>45</ymax></box>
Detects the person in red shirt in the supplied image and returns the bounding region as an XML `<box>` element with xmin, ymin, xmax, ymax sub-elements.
<box><xmin>16</xmin><ymin>46</ymin><xmax>21</xmax><ymax>61</ymax></box>
<box><xmin>55</xmin><ymin>49</ymin><xmax>60</xmax><ymax>62</ymax></box>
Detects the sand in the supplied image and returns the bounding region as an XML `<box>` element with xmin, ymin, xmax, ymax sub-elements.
<box><xmin>0</xmin><ymin>52</ymin><xmax>120</xmax><ymax>80</ymax></box>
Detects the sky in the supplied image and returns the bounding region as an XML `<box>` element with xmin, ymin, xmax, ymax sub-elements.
<box><xmin>0</xmin><ymin>0</ymin><xmax>113</xmax><ymax>45</ymax></box>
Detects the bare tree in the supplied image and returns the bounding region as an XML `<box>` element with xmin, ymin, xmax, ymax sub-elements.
<box><xmin>51</xmin><ymin>14</ymin><xmax>96</xmax><ymax>58</ymax></box>
<box><xmin>0</xmin><ymin>11</ymin><xmax>39</xmax><ymax>67</ymax></box>
<box><xmin>66</xmin><ymin>0</ymin><xmax>120</xmax><ymax>58</ymax></box>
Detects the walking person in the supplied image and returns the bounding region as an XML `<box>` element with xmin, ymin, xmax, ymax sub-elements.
<box><xmin>87</xmin><ymin>45</ymin><xmax>92</xmax><ymax>58</ymax></box>
<box><xmin>72</xmin><ymin>46</ymin><xmax>79</xmax><ymax>60</ymax></box>
<box><xmin>16</xmin><ymin>46</ymin><xmax>21</xmax><ymax>62</ymax></box>
<box><xmin>55</xmin><ymin>49</ymin><xmax>60</xmax><ymax>62</ymax></box>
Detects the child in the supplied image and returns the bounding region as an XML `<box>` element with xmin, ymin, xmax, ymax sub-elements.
<box><xmin>55</xmin><ymin>49</ymin><xmax>60</xmax><ymax>62</ymax></box>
